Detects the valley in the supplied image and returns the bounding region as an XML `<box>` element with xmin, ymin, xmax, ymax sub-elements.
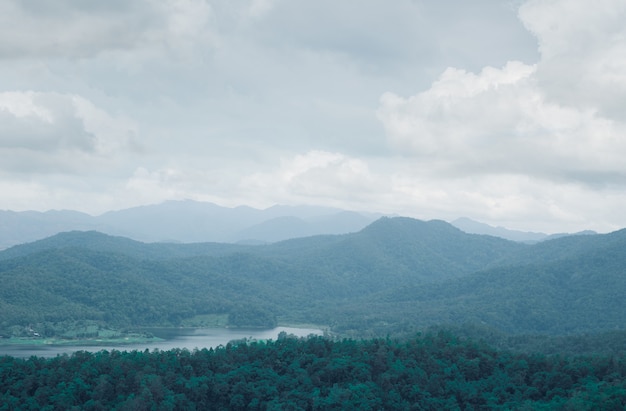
<box><xmin>2</xmin><ymin>215</ymin><xmax>626</xmax><ymax>409</ymax></box>
<box><xmin>1</xmin><ymin>216</ymin><xmax>624</xmax><ymax>342</ymax></box>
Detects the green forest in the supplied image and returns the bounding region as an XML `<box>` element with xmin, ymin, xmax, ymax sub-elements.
<box><xmin>2</xmin><ymin>332</ymin><xmax>626</xmax><ymax>410</ymax></box>
<box><xmin>2</xmin><ymin>217</ymin><xmax>626</xmax><ymax>408</ymax></box>
<box><xmin>1</xmin><ymin>218</ymin><xmax>625</xmax><ymax>339</ymax></box>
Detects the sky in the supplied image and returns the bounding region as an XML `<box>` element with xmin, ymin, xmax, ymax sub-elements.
<box><xmin>1</xmin><ymin>0</ymin><xmax>625</xmax><ymax>234</ymax></box>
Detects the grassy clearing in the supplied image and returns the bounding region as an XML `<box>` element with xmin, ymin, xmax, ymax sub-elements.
<box><xmin>0</xmin><ymin>333</ymin><xmax>163</xmax><ymax>346</ymax></box>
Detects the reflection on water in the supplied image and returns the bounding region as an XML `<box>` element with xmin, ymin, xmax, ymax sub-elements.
<box><xmin>0</xmin><ymin>327</ymin><xmax>322</xmax><ymax>358</ymax></box>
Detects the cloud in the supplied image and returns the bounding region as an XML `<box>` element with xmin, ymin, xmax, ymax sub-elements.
<box><xmin>0</xmin><ymin>0</ymin><xmax>218</xmax><ymax>59</ymax></box>
<box><xmin>241</xmin><ymin>0</ymin><xmax>538</xmax><ymax>76</ymax></box>
<box><xmin>1</xmin><ymin>0</ymin><xmax>622</xmax><ymax>234</ymax></box>
<box><xmin>247</xmin><ymin>0</ymin><xmax>279</xmax><ymax>19</ymax></box>
<box><xmin>240</xmin><ymin>150</ymin><xmax>384</xmax><ymax>208</ymax></box>
<box><xmin>0</xmin><ymin>91</ymin><xmax>138</xmax><ymax>174</ymax></box>
<box><xmin>371</xmin><ymin>0</ymin><xmax>626</xmax><ymax>231</ymax></box>
<box><xmin>387</xmin><ymin>170</ymin><xmax>626</xmax><ymax>233</ymax></box>
<box><xmin>230</xmin><ymin>148</ymin><xmax>626</xmax><ymax>233</ymax></box>
<box><xmin>377</xmin><ymin>1</ymin><xmax>626</xmax><ymax>188</ymax></box>
<box><xmin>150</xmin><ymin>0</ymin><xmax>218</xmax><ymax>56</ymax></box>
<box><xmin>519</xmin><ymin>0</ymin><xmax>626</xmax><ymax>118</ymax></box>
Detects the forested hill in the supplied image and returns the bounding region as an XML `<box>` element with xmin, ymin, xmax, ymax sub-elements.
<box><xmin>348</xmin><ymin>229</ymin><xmax>626</xmax><ymax>335</ymax></box>
<box><xmin>262</xmin><ymin>217</ymin><xmax>526</xmax><ymax>286</ymax></box>
<box><xmin>0</xmin><ymin>230</ymin><xmax>245</xmax><ymax>262</ymax></box>
<box><xmin>3</xmin><ymin>333</ymin><xmax>626</xmax><ymax>409</ymax></box>
<box><xmin>1</xmin><ymin>217</ymin><xmax>625</xmax><ymax>337</ymax></box>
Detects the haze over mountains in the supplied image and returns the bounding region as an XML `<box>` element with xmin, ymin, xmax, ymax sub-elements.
<box><xmin>1</xmin><ymin>216</ymin><xmax>623</xmax><ymax>338</ymax></box>
<box><xmin>3</xmin><ymin>200</ymin><xmax>614</xmax><ymax>339</ymax></box>
<box><xmin>0</xmin><ymin>200</ymin><xmax>590</xmax><ymax>250</ymax></box>
<box><xmin>0</xmin><ymin>200</ymin><xmax>381</xmax><ymax>249</ymax></box>
<box><xmin>452</xmin><ymin>217</ymin><xmax>597</xmax><ymax>243</ymax></box>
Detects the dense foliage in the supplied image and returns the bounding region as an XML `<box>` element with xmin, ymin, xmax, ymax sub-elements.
<box><xmin>1</xmin><ymin>218</ymin><xmax>626</xmax><ymax>338</ymax></box>
<box><xmin>2</xmin><ymin>333</ymin><xmax>626</xmax><ymax>410</ymax></box>
<box><xmin>3</xmin><ymin>220</ymin><xmax>626</xmax><ymax>409</ymax></box>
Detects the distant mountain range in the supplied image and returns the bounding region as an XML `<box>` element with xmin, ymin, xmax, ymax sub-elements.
<box><xmin>0</xmin><ymin>200</ymin><xmax>380</xmax><ymax>249</ymax></box>
<box><xmin>0</xmin><ymin>200</ymin><xmax>596</xmax><ymax>250</ymax></box>
<box><xmin>1</xmin><ymin>217</ymin><xmax>624</xmax><ymax>337</ymax></box>
<box><xmin>451</xmin><ymin>217</ymin><xmax>597</xmax><ymax>243</ymax></box>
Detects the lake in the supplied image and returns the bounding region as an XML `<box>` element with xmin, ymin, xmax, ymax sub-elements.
<box><xmin>0</xmin><ymin>326</ymin><xmax>323</xmax><ymax>358</ymax></box>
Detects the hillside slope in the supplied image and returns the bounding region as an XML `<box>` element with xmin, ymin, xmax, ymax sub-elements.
<box><xmin>1</xmin><ymin>218</ymin><xmax>624</xmax><ymax>336</ymax></box>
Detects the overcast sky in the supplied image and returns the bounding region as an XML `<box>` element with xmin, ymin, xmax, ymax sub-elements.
<box><xmin>1</xmin><ymin>0</ymin><xmax>625</xmax><ymax>233</ymax></box>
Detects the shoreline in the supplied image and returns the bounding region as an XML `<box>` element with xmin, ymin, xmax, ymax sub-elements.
<box><xmin>0</xmin><ymin>335</ymin><xmax>164</xmax><ymax>347</ymax></box>
<box><xmin>0</xmin><ymin>324</ymin><xmax>326</xmax><ymax>348</ymax></box>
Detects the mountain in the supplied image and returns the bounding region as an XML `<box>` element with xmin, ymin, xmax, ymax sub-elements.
<box><xmin>235</xmin><ymin>211</ymin><xmax>381</xmax><ymax>243</ymax></box>
<box><xmin>235</xmin><ymin>216</ymin><xmax>315</xmax><ymax>243</ymax></box>
<box><xmin>0</xmin><ymin>217</ymin><xmax>522</xmax><ymax>330</ymax></box>
<box><xmin>451</xmin><ymin>217</ymin><xmax>598</xmax><ymax>243</ymax></box>
<box><xmin>0</xmin><ymin>200</ymin><xmax>379</xmax><ymax>248</ymax></box>
<box><xmin>2</xmin><ymin>201</ymin><xmax>597</xmax><ymax>249</ymax></box>
<box><xmin>370</xmin><ymin>241</ymin><xmax>626</xmax><ymax>335</ymax></box>
<box><xmin>278</xmin><ymin>217</ymin><xmax>526</xmax><ymax>294</ymax></box>
<box><xmin>0</xmin><ymin>230</ymin><xmax>245</xmax><ymax>262</ymax></box>
<box><xmin>95</xmin><ymin>201</ymin><xmax>262</xmax><ymax>242</ymax></box>
<box><xmin>451</xmin><ymin>217</ymin><xmax>548</xmax><ymax>242</ymax></box>
<box><xmin>0</xmin><ymin>209</ymin><xmax>99</xmax><ymax>250</ymax></box>
<box><xmin>339</xmin><ymin>228</ymin><xmax>626</xmax><ymax>335</ymax></box>
<box><xmin>1</xmin><ymin>217</ymin><xmax>624</xmax><ymax>337</ymax></box>
<box><xmin>543</xmin><ymin>230</ymin><xmax>598</xmax><ymax>241</ymax></box>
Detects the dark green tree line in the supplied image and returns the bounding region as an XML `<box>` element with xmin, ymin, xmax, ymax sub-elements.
<box><xmin>2</xmin><ymin>333</ymin><xmax>626</xmax><ymax>410</ymax></box>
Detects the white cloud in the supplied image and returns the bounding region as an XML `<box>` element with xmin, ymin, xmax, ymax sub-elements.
<box><xmin>1</xmin><ymin>0</ymin><xmax>624</xmax><ymax>234</ymax></box>
<box><xmin>373</xmin><ymin>0</ymin><xmax>626</xmax><ymax>231</ymax></box>
<box><xmin>0</xmin><ymin>91</ymin><xmax>138</xmax><ymax>174</ymax></box>
<box><xmin>378</xmin><ymin>0</ymin><xmax>626</xmax><ymax>187</ymax></box>
<box><xmin>123</xmin><ymin>167</ymin><xmax>189</xmax><ymax>206</ymax></box>
<box><xmin>240</xmin><ymin>150</ymin><xmax>384</xmax><ymax>208</ymax></box>
<box><xmin>378</xmin><ymin>61</ymin><xmax>626</xmax><ymax>185</ymax></box>
<box><xmin>71</xmin><ymin>97</ymin><xmax>140</xmax><ymax>155</ymax></box>
<box><xmin>231</xmin><ymin>149</ymin><xmax>626</xmax><ymax>233</ymax></box>
<box><xmin>519</xmin><ymin>0</ymin><xmax>626</xmax><ymax>117</ymax></box>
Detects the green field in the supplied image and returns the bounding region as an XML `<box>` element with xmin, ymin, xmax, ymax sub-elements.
<box><xmin>0</xmin><ymin>321</ymin><xmax>162</xmax><ymax>346</ymax></box>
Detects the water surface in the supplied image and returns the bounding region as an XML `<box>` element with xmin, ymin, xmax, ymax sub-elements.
<box><xmin>0</xmin><ymin>326</ymin><xmax>322</xmax><ymax>358</ymax></box>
